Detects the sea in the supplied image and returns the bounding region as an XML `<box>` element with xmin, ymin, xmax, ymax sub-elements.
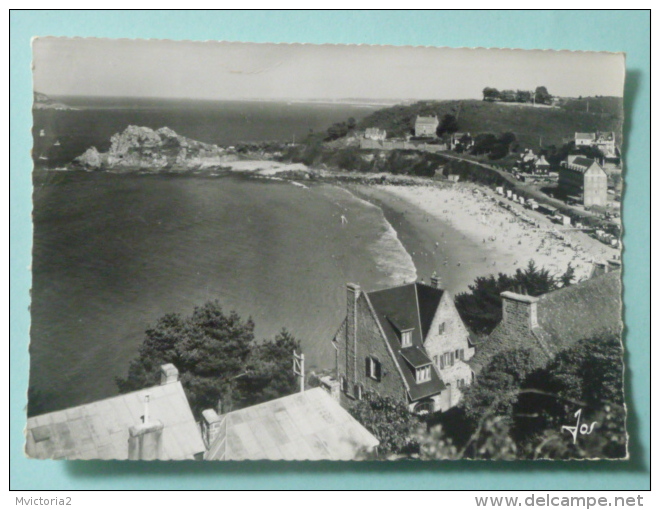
<box><xmin>30</xmin><ymin>97</ymin><xmax>417</xmax><ymax>414</ymax></box>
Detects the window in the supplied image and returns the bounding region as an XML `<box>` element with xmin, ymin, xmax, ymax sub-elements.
<box><xmin>416</xmin><ymin>365</ymin><xmax>431</xmax><ymax>383</ymax></box>
<box><xmin>438</xmin><ymin>322</ymin><xmax>445</xmax><ymax>334</ymax></box>
<box><xmin>401</xmin><ymin>330</ymin><xmax>412</xmax><ymax>347</ymax></box>
<box><xmin>365</xmin><ymin>356</ymin><xmax>381</xmax><ymax>381</ymax></box>
<box><xmin>339</xmin><ymin>375</ymin><xmax>347</xmax><ymax>393</ymax></box>
<box><xmin>354</xmin><ymin>384</ymin><xmax>363</xmax><ymax>400</ymax></box>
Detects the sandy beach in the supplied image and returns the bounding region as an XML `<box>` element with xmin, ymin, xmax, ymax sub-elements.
<box><xmin>198</xmin><ymin>157</ymin><xmax>620</xmax><ymax>294</ymax></box>
<box><xmin>350</xmin><ymin>182</ymin><xmax>620</xmax><ymax>294</ymax></box>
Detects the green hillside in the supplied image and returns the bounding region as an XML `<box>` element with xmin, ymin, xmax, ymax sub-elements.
<box><xmin>358</xmin><ymin>98</ymin><xmax>623</xmax><ymax>149</ymax></box>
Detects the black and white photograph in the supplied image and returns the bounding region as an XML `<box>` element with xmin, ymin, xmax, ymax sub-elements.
<box><xmin>26</xmin><ymin>39</ymin><xmax>626</xmax><ymax>461</ymax></box>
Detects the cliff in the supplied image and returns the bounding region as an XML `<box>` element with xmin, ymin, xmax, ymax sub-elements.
<box><xmin>74</xmin><ymin>126</ymin><xmax>230</xmax><ymax>171</ymax></box>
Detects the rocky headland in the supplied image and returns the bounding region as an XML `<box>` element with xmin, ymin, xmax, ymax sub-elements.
<box><xmin>33</xmin><ymin>92</ymin><xmax>76</xmax><ymax>111</ymax></box>
<box><xmin>74</xmin><ymin>125</ymin><xmax>234</xmax><ymax>172</ymax></box>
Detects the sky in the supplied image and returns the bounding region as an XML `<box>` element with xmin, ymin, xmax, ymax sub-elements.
<box><xmin>32</xmin><ymin>38</ymin><xmax>626</xmax><ymax>101</ymax></box>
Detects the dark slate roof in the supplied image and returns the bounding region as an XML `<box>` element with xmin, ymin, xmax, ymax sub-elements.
<box><xmin>471</xmin><ymin>270</ymin><xmax>622</xmax><ymax>374</ymax></box>
<box><xmin>366</xmin><ymin>283</ymin><xmax>446</xmax><ymax>402</ymax></box>
<box><xmin>571</xmin><ymin>156</ymin><xmax>596</xmax><ymax>168</ymax></box>
<box><xmin>565</xmin><ymin>157</ymin><xmax>604</xmax><ymax>174</ymax></box>
<box><xmin>401</xmin><ymin>346</ymin><xmax>432</xmax><ymax>368</ymax></box>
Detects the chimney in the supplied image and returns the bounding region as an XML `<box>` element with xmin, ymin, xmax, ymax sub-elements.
<box><xmin>500</xmin><ymin>292</ymin><xmax>539</xmax><ymax>334</ymax></box>
<box><xmin>128</xmin><ymin>394</ymin><xmax>164</xmax><ymax>460</ymax></box>
<box><xmin>590</xmin><ymin>261</ymin><xmax>608</xmax><ymax>278</ymax></box>
<box><xmin>345</xmin><ymin>283</ymin><xmax>360</xmax><ymax>387</ymax></box>
<box><xmin>201</xmin><ymin>408</ymin><xmax>223</xmax><ymax>449</ymax></box>
<box><xmin>430</xmin><ymin>273</ymin><xmax>442</xmax><ymax>289</ymax></box>
<box><xmin>160</xmin><ymin>363</ymin><xmax>179</xmax><ymax>385</ymax></box>
<box><xmin>607</xmin><ymin>259</ymin><xmax>622</xmax><ymax>271</ymax></box>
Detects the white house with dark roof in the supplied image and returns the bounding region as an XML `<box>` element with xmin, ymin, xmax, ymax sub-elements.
<box><xmin>333</xmin><ymin>279</ymin><xmax>474</xmax><ymax>414</ymax></box>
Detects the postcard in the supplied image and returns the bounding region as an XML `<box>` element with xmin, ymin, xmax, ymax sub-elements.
<box><xmin>27</xmin><ymin>39</ymin><xmax>625</xmax><ymax>461</ymax></box>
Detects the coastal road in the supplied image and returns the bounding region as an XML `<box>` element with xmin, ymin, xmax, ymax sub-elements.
<box><xmin>438</xmin><ymin>152</ymin><xmax>614</xmax><ymax>223</ymax></box>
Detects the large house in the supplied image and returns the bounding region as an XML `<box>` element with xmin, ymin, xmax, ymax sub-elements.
<box><xmin>470</xmin><ymin>268</ymin><xmax>622</xmax><ymax>374</ymax></box>
<box><xmin>559</xmin><ymin>156</ymin><xmax>608</xmax><ymax>207</ymax></box>
<box><xmin>333</xmin><ymin>280</ymin><xmax>475</xmax><ymax>414</ymax></box>
<box><xmin>414</xmin><ymin>115</ymin><xmax>439</xmax><ymax>137</ymax></box>
<box><xmin>202</xmin><ymin>388</ymin><xmax>379</xmax><ymax>461</ymax></box>
<box><xmin>25</xmin><ymin>364</ymin><xmax>206</xmax><ymax>460</ymax></box>
<box><xmin>574</xmin><ymin>132</ymin><xmax>621</xmax><ymax>172</ymax></box>
<box><xmin>575</xmin><ymin>131</ymin><xmax>617</xmax><ymax>155</ymax></box>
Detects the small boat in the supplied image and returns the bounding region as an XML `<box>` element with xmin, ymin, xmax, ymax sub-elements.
<box><xmin>39</xmin><ymin>129</ymin><xmax>45</xmax><ymax>137</ymax></box>
<box><xmin>38</xmin><ymin>155</ymin><xmax>48</xmax><ymax>161</ymax></box>
<box><xmin>53</xmin><ymin>140</ymin><xmax>61</xmax><ymax>146</ymax></box>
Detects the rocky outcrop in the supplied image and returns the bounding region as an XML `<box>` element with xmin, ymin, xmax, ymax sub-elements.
<box><xmin>73</xmin><ymin>125</ymin><xmax>229</xmax><ymax>171</ymax></box>
<box><xmin>33</xmin><ymin>92</ymin><xmax>75</xmax><ymax>110</ymax></box>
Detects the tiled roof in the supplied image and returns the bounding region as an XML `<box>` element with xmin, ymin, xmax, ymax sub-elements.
<box><xmin>536</xmin><ymin>270</ymin><xmax>622</xmax><ymax>354</ymax></box>
<box><xmin>535</xmin><ymin>155</ymin><xmax>550</xmax><ymax>167</ymax></box>
<box><xmin>366</xmin><ymin>283</ymin><xmax>446</xmax><ymax>401</ymax></box>
<box><xmin>472</xmin><ymin>271</ymin><xmax>622</xmax><ymax>373</ymax></box>
<box><xmin>25</xmin><ymin>381</ymin><xmax>205</xmax><ymax>460</ymax></box>
<box><xmin>400</xmin><ymin>346</ymin><xmax>432</xmax><ymax>368</ymax></box>
<box><xmin>205</xmin><ymin>388</ymin><xmax>379</xmax><ymax>461</ymax></box>
<box><xmin>565</xmin><ymin>157</ymin><xmax>604</xmax><ymax>174</ymax></box>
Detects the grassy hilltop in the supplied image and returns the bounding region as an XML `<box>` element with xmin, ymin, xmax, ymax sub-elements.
<box><xmin>358</xmin><ymin>97</ymin><xmax>623</xmax><ymax>149</ymax></box>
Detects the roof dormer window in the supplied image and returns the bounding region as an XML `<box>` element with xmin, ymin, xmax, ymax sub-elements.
<box><xmin>416</xmin><ymin>365</ymin><xmax>431</xmax><ymax>384</ymax></box>
<box><xmin>401</xmin><ymin>329</ymin><xmax>413</xmax><ymax>347</ymax></box>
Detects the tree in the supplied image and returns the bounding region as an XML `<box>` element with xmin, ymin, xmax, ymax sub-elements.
<box><xmin>460</xmin><ymin>348</ymin><xmax>541</xmax><ymax>424</ymax></box>
<box><xmin>515</xmin><ymin>90</ymin><xmax>532</xmax><ymax>103</ymax></box>
<box><xmin>116</xmin><ymin>301</ymin><xmax>300</xmax><ymax>418</ymax></box>
<box><xmin>436</xmin><ymin>113</ymin><xmax>459</xmax><ymax>136</ymax></box>
<box><xmin>235</xmin><ymin>329</ymin><xmax>301</xmax><ymax>408</ymax></box>
<box><xmin>482</xmin><ymin>87</ymin><xmax>500</xmax><ymax>101</ymax></box>
<box><xmin>455</xmin><ymin>260</ymin><xmax>559</xmax><ymax>334</ymax></box>
<box><xmin>347</xmin><ymin>117</ymin><xmax>357</xmax><ymax>130</ymax></box>
<box><xmin>499</xmin><ymin>132</ymin><xmax>517</xmax><ymax>146</ymax></box>
<box><xmin>471</xmin><ymin>133</ymin><xmax>498</xmax><ymax>155</ymax></box>
<box><xmin>349</xmin><ymin>394</ymin><xmax>420</xmax><ymax>456</ymax></box>
<box><xmin>535</xmin><ymin>86</ymin><xmax>552</xmax><ymax>105</ymax></box>
<box><xmin>514</xmin><ymin>335</ymin><xmax>626</xmax><ymax>459</ymax></box>
<box><xmin>558</xmin><ymin>263</ymin><xmax>576</xmax><ymax>288</ymax></box>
